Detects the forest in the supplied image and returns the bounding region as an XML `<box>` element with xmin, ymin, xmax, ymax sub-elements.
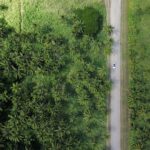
<box><xmin>0</xmin><ymin>1</ymin><xmax>111</xmax><ymax>149</ymax></box>
<box><xmin>128</xmin><ymin>0</ymin><xmax>150</xmax><ymax>149</ymax></box>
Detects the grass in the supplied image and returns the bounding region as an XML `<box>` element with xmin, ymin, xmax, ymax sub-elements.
<box><xmin>22</xmin><ymin>0</ymin><xmax>104</xmax><ymax>39</ymax></box>
<box><xmin>0</xmin><ymin>0</ymin><xmax>20</xmax><ymax>32</ymax></box>
<box><xmin>0</xmin><ymin>0</ymin><xmax>102</xmax><ymax>38</ymax></box>
<box><xmin>120</xmin><ymin>0</ymin><xmax>129</xmax><ymax>150</ymax></box>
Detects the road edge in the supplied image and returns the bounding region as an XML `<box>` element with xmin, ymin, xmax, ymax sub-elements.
<box><xmin>104</xmin><ymin>0</ymin><xmax>111</xmax><ymax>149</ymax></box>
<box><xmin>120</xmin><ymin>0</ymin><xmax>129</xmax><ymax>149</ymax></box>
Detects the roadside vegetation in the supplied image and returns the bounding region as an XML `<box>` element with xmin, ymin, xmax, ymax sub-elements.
<box><xmin>128</xmin><ymin>0</ymin><xmax>150</xmax><ymax>149</ymax></box>
<box><xmin>0</xmin><ymin>0</ymin><xmax>111</xmax><ymax>149</ymax></box>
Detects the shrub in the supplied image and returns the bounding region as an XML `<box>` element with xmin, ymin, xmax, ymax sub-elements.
<box><xmin>75</xmin><ymin>7</ymin><xmax>103</xmax><ymax>37</ymax></box>
<box><xmin>0</xmin><ymin>4</ymin><xmax>8</xmax><ymax>11</ymax></box>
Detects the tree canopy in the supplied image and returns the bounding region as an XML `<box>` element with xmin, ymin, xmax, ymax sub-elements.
<box><xmin>0</xmin><ymin>13</ymin><xmax>111</xmax><ymax>149</ymax></box>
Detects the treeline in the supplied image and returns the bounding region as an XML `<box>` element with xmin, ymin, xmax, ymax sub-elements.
<box><xmin>128</xmin><ymin>0</ymin><xmax>150</xmax><ymax>149</ymax></box>
<box><xmin>0</xmin><ymin>5</ymin><xmax>111</xmax><ymax>149</ymax></box>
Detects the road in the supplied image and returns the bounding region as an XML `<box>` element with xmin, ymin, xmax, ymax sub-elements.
<box><xmin>109</xmin><ymin>0</ymin><xmax>121</xmax><ymax>150</ymax></box>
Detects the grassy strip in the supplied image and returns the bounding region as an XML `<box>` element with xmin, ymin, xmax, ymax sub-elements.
<box><xmin>22</xmin><ymin>0</ymin><xmax>104</xmax><ymax>39</ymax></box>
<box><xmin>120</xmin><ymin>0</ymin><xmax>129</xmax><ymax>149</ymax></box>
<box><xmin>0</xmin><ymin>0</ymin><xmax>102</xmax><ymax>35</ymax></box>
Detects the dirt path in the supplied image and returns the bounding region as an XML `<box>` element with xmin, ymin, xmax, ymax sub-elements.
<box><xmin>109</xmin><ymin>0</ymin><xmax>122</xmax><ymax>149</ymax></box>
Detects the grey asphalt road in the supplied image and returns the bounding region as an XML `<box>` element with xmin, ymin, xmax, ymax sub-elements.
<box><xmin>110</xmin><ymin>0</ymin><xmax>121</xmax><ymax>150</ymax></box>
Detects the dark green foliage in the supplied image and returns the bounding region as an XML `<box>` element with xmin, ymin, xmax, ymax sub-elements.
<box><xmin>0</xmin><ymin>18</ymin><xmax>14</xmax><ymax>38</ymax></box>
<box><xmin>0</xmin><ymin>16</ymin><xmax>110</xmax><ymax>149</ymax></box>
<box><xmin>0</xmin><ymin>4</ymin><xmax>8</xmax><ymax>11</ymax></box>
<box><xmin>40</xmin><ymin>25</ymin><xmax>53</xmax><ymax>34</ymax></box>
<box><xmin>74</xmin><ymin>7</ymin><xmax>103</xmax><ymax>37</ymax></box>
<box><xmin>128</xmin><ymin>0</ymin><xmax>150</xmax><ymax>149</ymax></box>
<box><xmin>72</xmin><ymin>18</ymin><xmax>84</xmax><ymax>38</ymax></box>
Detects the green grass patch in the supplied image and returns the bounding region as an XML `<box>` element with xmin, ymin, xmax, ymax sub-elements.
<box><xmin>0</xmin><ymin>0</ymin><xmax>104</xmax><ymax>39</ymax></box>
<box><xmin>22</xmin><ymin>0</ymin><xmax>104</xmax><ymax>39</ymax></box>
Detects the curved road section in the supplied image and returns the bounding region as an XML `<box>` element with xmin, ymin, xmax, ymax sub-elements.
<box><xmin>110</xmin><ymin>0</ymin><xmax>121</xmax><ymax>150</ymax></box>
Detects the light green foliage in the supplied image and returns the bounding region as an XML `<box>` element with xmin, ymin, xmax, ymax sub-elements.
<box><xmin>0</xmin><ymin>0</ymin><xmax>103</xmax><ymax>38</ymax></box>
<box><xmin>0</xmin><ymin>0</ymin><xmax>20</xmax><ymax>31</ymax></box>
<box><xmin>128</xmin><ymin>0</ymin><xmax>150</xmax><ymax>149</ymax></box>
<box><xmin>22</xmin><ymin>0</ymin><xmax>104</xmax><ymax>40</ymax></box>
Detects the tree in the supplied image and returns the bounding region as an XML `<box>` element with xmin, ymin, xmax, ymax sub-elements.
<box><xmin>0</xmin><ymin>8</ymin><xmax>110</xmax><ymax>148</ymax></box>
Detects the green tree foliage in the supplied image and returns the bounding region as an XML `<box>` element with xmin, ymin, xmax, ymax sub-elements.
<box><xmin>75</xmin><ymin>7</ymin><xmax>103</xmax><ymax>37</ymax></box>
<box><xmin>0</xmin><ymin>14</ymin><xmax>111</xmax><ymax>149</ymax></box>
<box><xmin>128</xmin><ymin>0</ymin><xmax>150</xmax><ymax>149</ymax></box>
<box><xmin>0</xmin><ymin>4</ymin><xmax>8</xmax><ymax>11</ymax></box>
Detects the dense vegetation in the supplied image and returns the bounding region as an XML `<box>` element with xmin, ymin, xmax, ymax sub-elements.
<box><xmin>0</xmin><ymin>4</ymin><xmax>8</xmax><ymax>11</ymax></box>
<box><xmin>0</xmin><ymin>1</ymin><xmax>111</xmax><ymax>149</ymax></box>
<box><xmin>75</xmin><ymin>7</ymin><xmax>103</xmax><ymax>37</ymax></box>
<box><xmin>128</xmin><ymin>0</ymin><xmax>150</xmax><ymax>149</ymax></box>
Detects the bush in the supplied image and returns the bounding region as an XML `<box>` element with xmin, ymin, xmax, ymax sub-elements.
<box><xmin>75</xmin><ymin>7</ymin><xmax>103</xmax><ymax>37</ymax></box>
<box><xmin>0</xmin><ymin>4</ymin><xmax>8</xmax><ymax>11</ymax></box>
